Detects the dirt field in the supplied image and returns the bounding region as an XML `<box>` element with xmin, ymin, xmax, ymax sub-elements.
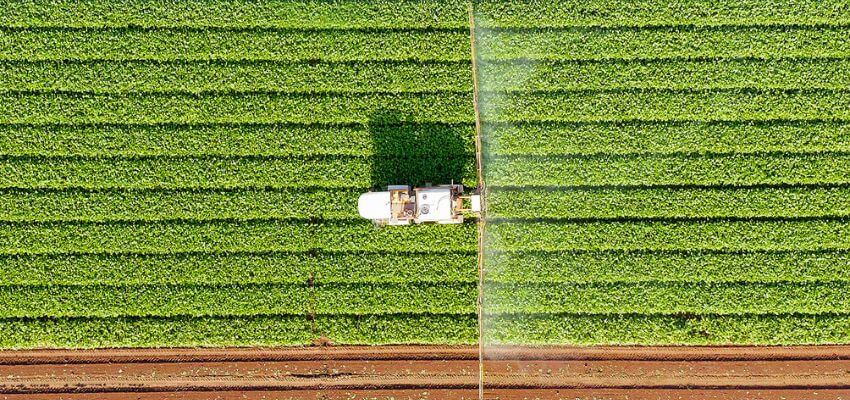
<box><xmin>0</xmin><ymin>345</ymin><xmax>848</xmax><ymax>399</ymax></box>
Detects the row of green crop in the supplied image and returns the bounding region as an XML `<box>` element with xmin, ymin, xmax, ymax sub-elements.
<box><xmin>0</xmin><ymin>189</ymin><xmax>363</xmax><ymax>221</ymax></box>
<box><xmin>5</xmin><ymin>0</ymin><xmax>847</xmax><ymax>29</ymax></box>
<box><xmin>5</xmin><ymin>90</ymin><xmax>849</xmax><ymax>125</ymax></box>
<box><xmin>3</xmin><ymin>280</ymin><xmax>846</xmax><ymax>324</ymax></box>
<box><xmin>2</xmin><ymin>26</ymin><xmax>845</xmax><ymax>62</ymax></box>
<box><xmin>0</xmin><ymin>29</ymin><xmax>470</xmax><ymax>62</ymax></box>
<box><xmin>0</xmin><ymin>156</ymin><xmax>476</xmax><ymax>189</ymax></box>
<box><xmin>485</xmin><ymin>281</ymin><xmax>850</xmax><ymax>314</ymax></box>
<box><xmin>4</xmin><ymin>312</ymin><xmax>849</xmax><ymax>347</ymax></box>
<box><xmin>487</xmin><ymin>219</ymin><xmax>850</xmax><ymax>251</ymax></box>
<box><xmin>0</xmin><ymin>0</ymin><xmax>470</xmax><ymax>29</ymax></box>
<box><xmin>0</xmin><ymin>123</ymin><xmax>475</xmax><ymax>157</ymax></box>
<box><xmin>6</xmin><ymin>58</ymin><xmax>847</xmax><ymax>94</ymax></box>
<box><xmin>476</xmin><ymin>26</ymin><xmax>850</xmax><ymax>60</ymax></box>
<box><xmin>478</xmin><ymin>89</ymin><xmax>850</xmax><ymax>123</ymax></box>
<box><xmin>488</xmin><ymin>187</ymin><xmax>850</xmax><ymax>219</ymax></box>
<box><xmin>478</xmin><ymin>59</ymin><xmax>850</xmax><ymax>92</ymax></box>
<box><xmin>483</xmin><ymin>313</ymin><xmax>850</xmax><ymax>345</ymax></box>
<box><xmin>485</xmin><ymin>250</ymin><xmax>850</xmax><ymax>283</ymax></box>
<box><xmin>0</xmin><ymin>313</ymin><xmax>477</xmax><ymax>348</ymax></box>
<box><xmin>0</xmin><ymin>282</ymin><xmax>476</xmax><ymax>318</ymax></box>
<box><xmin>0</xmin><ymin>220</ymin><xmax>477</xmax><ymax>255</ymax></box>
<box><xmin>0</xmin><ymin>92</ymin><xmax>473</xmax><ymax>124</ymax></box>
<box><xmin>0</xmin><ymin>252</ymin><xmax>476</xmax><ymax>285</ymax></box>
<box><xmin>486</xmin><ymin>153</ymin><xmax>850</xmax><ymax>187</ymax></box>
<box><xmin>0</xmin><ymin>60</ymin><xmax>470</xmax><ymax>94</ymax></box>
<box><xmin>484</xmin><ymin>121</ymin><xmax>850</xmax><ymax>156</ymax></box>
<box><xmin>473</xmin><ymin>0</ymin><xmax>850</xmax><ymax>28</ymax></box>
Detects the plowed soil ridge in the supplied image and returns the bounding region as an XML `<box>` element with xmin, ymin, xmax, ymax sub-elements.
<box><xmin>1</xmin><ymin>345</ymin><xmax>849</xmax><ymax>399</ymax></box>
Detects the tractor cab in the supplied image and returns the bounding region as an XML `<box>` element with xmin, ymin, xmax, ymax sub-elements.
<box><xmin>358</xmin><ymin>184</ymin><xmax>481</xmax><ymax>226</ymax></box>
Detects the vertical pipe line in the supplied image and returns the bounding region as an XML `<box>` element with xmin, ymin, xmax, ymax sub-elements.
<box><xmin>467</xmin><ymin>2</ymin><xmax>487</xmax><ymax>399</ymax></box>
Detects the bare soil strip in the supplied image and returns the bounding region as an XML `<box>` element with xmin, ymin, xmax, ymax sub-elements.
<box><xmin>0</xmin><ymin>345</ymin><xmax>848</xmax><ymax>399</ymax></box>
<box><xmin>5</xmin><ymin>390</ymin><xmax>850</xmax><ymax>400</ymax></box>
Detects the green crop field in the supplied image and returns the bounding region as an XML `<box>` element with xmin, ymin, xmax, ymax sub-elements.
<box><xmin>480</xmin><ymin>0</ymin><xmax>850</xmax><ymax>345</ymax></box>
<box><xmin>0</xmin><ymin>0</ymin><xmax>478</xmax><ymax>348</ymax></box>
<box><xmin>1</xmin><ymin>0</ymin><xmax>849</xmax><ymax>348</ymax></box>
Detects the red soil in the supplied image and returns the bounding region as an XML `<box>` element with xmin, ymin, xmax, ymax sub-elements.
<box><xmin>0</xmin><ymin>345</ymin><xmax>847</xmax><ymax>399</ymax></box>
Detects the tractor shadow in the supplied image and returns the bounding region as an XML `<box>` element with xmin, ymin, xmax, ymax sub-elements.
<box><xmin>368</xmin><ymin>111</ymin><xmax>474</xmax><ymax>189</ymax></box>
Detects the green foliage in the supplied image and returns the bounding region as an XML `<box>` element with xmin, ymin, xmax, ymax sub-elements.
<box><xmin>0</xmin><ymin>157</ymin><xmax>374</xmax><ymax>189</ymax></box>
<box><xmin>489</xmin><ymin>220</ymin><xmax>850</xmax><ymax>252</ymax></box>
<box><xmin>0</xmin><ymin>0</ymin><xmax>482</xmax><ymax>350</ymax></box>
<box><xmin>486</xmin><ymin>282</ymin><xmax>850</xmax><ymax>314</ymax></box>
<box><xmin>473</xmin><ymin>0</ymin><xmax>850</xmax><ymax>28</ymax></box>
<box><xmin>0</xmin><ymin>220</ymin><xmax>477</xmax><ymax>255</ymax></box>
<box><xmin>480</xmin><ymin>89</ymin><xmax>850</xmax><ymax>123</ymax></box>
<box><xmin>484</xmin><ymin>313</ymin><xmax>850</xmax><ymax>345</ymax></box>
<box><xmin>315</xmin><ymin>253</ymin><xmax>477</xmax><ymax>284</ymax></box>
<box><xmin>0</xmin><ymin>0</ymin><xmax>469</xmax><ymax>29</ymax></box>
<box><xmin>489</xmin><ymin>187</ymin><xmax>850</xmax><ymax>219</ymax></box>
<box><xmin>0</xmin><ymin>123</ymin><xmax>475</xmax><ymax>157</ymax></box>
<box><xmin>0</xmin><ymin>315</ymin><xmax>316</xmax><ymax>348</ymax></box>
<box><xmin>486</xmin><ymin>250</ymin><xmax>850</xmax><ymax>283</ymax></box>
<box><xmin>3</xmin><ymin>0</ymin><xmax>849</xmax><ymax>348</ymax></box>
<box><xmin>487</xmin><ymin>153</ymin><xmax>850</xmax><ymax>187</ymax></box>
<box><xmin>0</xmin><ymin>92</ymin><xmax>474</xmax><ymax>124</ymax></box>
<box><xmin>485</xmin><ymin>121</ymin><xmax>850</xmax><ymax>156</ymax></box>
<box><xmin>0</xmin><ymin>61</ymin><xmax>471</xmax><ymax>94</ymax></box>
<box><xmin>0</xmin><ymin>29</ymin><xmax>470</xmax><ymax>62</ymax></box>
<box><xmin>314</xmin><ymin>283</ymin><xmax>477</xmax><ymax>314</ymax></box>
<box><xmin>0</xmin><ymin>282</ymin><xmax>476</xmax><ymax>318</ymax></box>
<box><xmin>0</xmin><ymin>283</ymin><xmax>311</xmax><ymax>318</ymax></box>
<box><xmin>0</xmin><ymin>156</ymin><xmax>476</xmax><ymax>189</ymax></box>
<box><xmin>0</xmin><ymin>252</ymin><xmax>476</xmax><ymax>285</ymax></box>
<box><xmin>479</xmin><ymin>59</ymin><xmax>850</xmax><ymax>91</ymax></box>
<box><xmin>317</xmin><ymin>314</ymin><xmax>477</xmax><ymax>345</ymax></box>
<box><xmin>478</xmin><ymin>1</ymin><xmax>850</xmax><ymax>347</ymax></box>
<box><xmin>0</xmin><ymin>189</ymin><xmax>363</xmax><ymax>221</ymax></box>
<box><xmin>0</xmin><ymin>313</ymin><xmax>477</xmax><ymax>348</ymax></box>
<box><xmin>476</xmin><ymin>26</ymin><xmax>850</xmax><ymax>60</ymax></box>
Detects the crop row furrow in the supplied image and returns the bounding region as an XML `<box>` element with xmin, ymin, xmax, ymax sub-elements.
<box><xmin>0</xmin><ymin>252</ymin><xmax>476</xmax><ymax>285</ymax></box>
<box><xmin>484</xmin><ymin>313</ymin><xmax>850</xmax><ymax>345</ymax></box>
<box><xmin>486</xmin><ymin>153</ymin><xmax>850</xmax><ymax>187</ymax></box>
<box><xmin>488</xmin><ymin>187</ymin><xmax>850</xmax><ymax>219</ymax></box>
<box><xmin>0</xmin><ymin>123</ymin><xmax>475</xmax><ymax>157</ymax></box>
<box><xmin>0</xmin><ymin>220</ymin><xmax>477</xmax><ymax>255</ymax></box>
<box><xmin>478</xmin><ymin>89</ymin><xmax>850</xmax><ymax>123</ymax></box>
<box><xmin>484</xmin><ymin>120</ymin><xmax>850</xmax><ymax>156</ymax></box>
<box><xmin>485</xmin><ymin>250</ymin><xmax>850</xmax><ymax>283</ymax></box>
<box><xmin>0</xmin><ymin>29</ymin><xmax>470</xmax><ymax>62</ymax></box>
<box><xmin>473</xmin><ymin>0</ymin><xmax>850</xmax><ymax>28</ymax></box>
<box><xmin>486</xmin><ymin>281</ymin><xmax>850</xmax><ymax>314</ymax></box>
<box><xmin>0</xmin><ymin>156</ymin><xmax>477</xmax><ymax>189</ymax></box>
<box><xmin>0</xmin><ymin>92</ymin><xmax>474</xmax><ymax>124</ymax></box>
<box><xmin>478</xmin><ymin>58</ymin><xmax>850</xmax><ymax>91</ymax></box>
<box><xmin>488</xmin><ymin>219</ymin><xmax>850</xmax><ymax>251</ymax></box>
<box><xmin>0</xmin><ymin>60</ymin><xmax>470</xmax><ymax>94</ymax></box>
<box><xmin>0</xmin><ymin>282</ymin><xmax>476</xmax><ymax>318</ymax></box>
<box><xmin>476</xmin><ymin>26</ymin><xmax>850</xmax><ymax>60</ymax></box>
<box><xmin>0</xmin><ymin>0</ymin><xmax>470</xmax><ymax>29</ymax></box>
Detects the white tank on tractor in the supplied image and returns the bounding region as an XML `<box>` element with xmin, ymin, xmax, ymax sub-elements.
<box><xmin>358</xmin><ymin>184</ymin><xmax>481</xmax><ymax>226</ymax></box>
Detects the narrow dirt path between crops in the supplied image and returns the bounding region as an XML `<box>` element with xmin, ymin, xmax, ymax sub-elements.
<box><xmin>1</xmin><ymin>345</ymin><xmax>849</xmax><ymax>399</ymax></box>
